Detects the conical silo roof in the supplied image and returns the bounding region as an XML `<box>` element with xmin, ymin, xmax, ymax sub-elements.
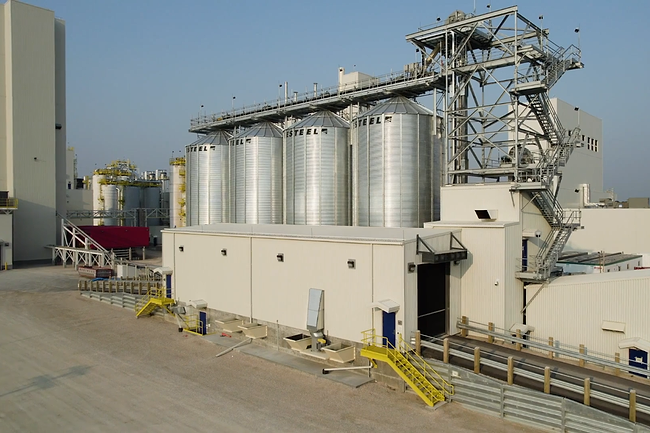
<box><xmin>291</xmin><ymin>111</ymin><xmax>350</xmax><ymax>129</ymax></box>
<box><xmin>197</xmin><ymin>130</ymin><xmax>231</xmax><ymax>146</ymax></box>
<box><xmin>234</xmin><ymin>122</ymin><xmax>283</xmax><ymax>139</ymax></box>
<box><xmin>360</xmin><ymin>96</ymin><xmax>433</xmax><ymax>117</ymax></box>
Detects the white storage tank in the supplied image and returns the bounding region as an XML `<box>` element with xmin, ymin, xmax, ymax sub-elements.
<box><xmin>231</xmin><ymin>122</ymin><xmax>283</xmax><ymax>224</ymax></box>
<box><xmin>352</xmin><ymin>96</ymin><xmax>434</xmax><ymax>228</ymax></box>
<box><xmin>169</xmin><ymin>157</ymin><xmax>186</xmax><ymax>228</ymax></box>
<box><xmin>185</xmin><ymin>131</ymin><xmax>232</xmax><ymax>226</ymax></box>
<box><xmin>284</xmin><ymin>111</ymin><xmax>349</xmax><ymax>225</ymax></box>
<box><xmin>143</xmin><ymin>185</ymin><xmax>161</xmax><ymax>226</ymax></box>
<box><xmin>92</xmin><ymin>174</ymin><xmax>118</xmax><ymax>226</ymax></box>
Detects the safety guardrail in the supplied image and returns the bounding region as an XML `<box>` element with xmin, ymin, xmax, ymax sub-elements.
<box><xmin>419</xmin><ymin>333</ymin><xmax>650</xmax><ymax>427</ymax></box>
<box><xmin>0</xmin><ymin>198</ymin><xmax>17</xmax><ymax>208</ymax></box>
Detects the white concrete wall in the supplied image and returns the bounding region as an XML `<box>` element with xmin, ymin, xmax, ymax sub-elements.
<box><xmin>566</xmin><ymin>209</ymin><xmax>650</xmax><ymax>256</ymax></box>
<box><xmin>1</xmin><ymin>1</ymin><xmax>59</xmax><ymax>261</ymax></box>
<box><xmin>526</xmin><ymin>270</ymin><xmax>650</xmax><ymax>358</ymax></box>
<box><xmin>440</xmin><ymin>184</ymin><xmax>521</xmax><ymax>222</ymax></box>
<box><xmin>552</xmin><ymin>98</ymin><xmax>604</xmax><ymax>207</ymax></box>
<box><xmin>163</xmin><ymin>227</ymin><xmax>461</xmax><ymax>343</ymax></box>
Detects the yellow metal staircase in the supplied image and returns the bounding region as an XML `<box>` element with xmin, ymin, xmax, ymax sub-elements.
<box><xmin>134</xmin><ymin>287</ymin><xmax>175</xmax><ymax>318</ymax></box>
<box><xmin>360</xmin><ymin>329</ymin><xmax>453</xmax><ymax>407</ymax></box>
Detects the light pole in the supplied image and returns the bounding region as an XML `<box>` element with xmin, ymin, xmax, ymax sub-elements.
<box><xmin>231</xmin><ymin>96</ymin><xmax>236</xmax><ymax>112</ymax></box>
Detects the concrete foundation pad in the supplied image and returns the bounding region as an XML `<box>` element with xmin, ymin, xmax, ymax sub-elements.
<box><xmin>204</xmin><ymin>334</ymin><xmax>373</xmax><ymax>388</ymax></box>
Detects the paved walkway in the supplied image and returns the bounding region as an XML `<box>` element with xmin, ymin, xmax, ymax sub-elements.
<box><xmin>203</xmin><ymin>334</ymin><xmax>374</xmax><ymax>388</ymax></box>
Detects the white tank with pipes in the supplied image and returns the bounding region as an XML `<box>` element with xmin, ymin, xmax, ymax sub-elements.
<box><xmin>169</xmin><ymin>157</ymin><xmax>186</xmax><ymax>228</ymax></box>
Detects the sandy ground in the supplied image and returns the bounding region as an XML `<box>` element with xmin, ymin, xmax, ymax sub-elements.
<box><xmin>0</xmin><ymin>265</ymin><xmax>541</xmax><ymax>432</ymax></box>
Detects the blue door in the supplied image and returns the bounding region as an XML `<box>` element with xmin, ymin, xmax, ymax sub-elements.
<box><xmin>165</xmin><ymin>275</ymin><xmax>172</xmax><ymax>298</ymax></box>
<box><xmin>383</xmin><ymin>311</ymin><xmax>396</xmax><ymax>347</ymax></box>
<box><xmin>629</xmin><ymin>348</ymin><xmax>648</xmax><ymax>378</ymax></box>
<box><xmin>522</xmin><ymin>240</ymin><xmax>528</xmax><ymax>271</ymax></box>
<box><xmin>199</xmin><ymin>311</ymin><xmax>207</xmax><ymax>336</ymax></box>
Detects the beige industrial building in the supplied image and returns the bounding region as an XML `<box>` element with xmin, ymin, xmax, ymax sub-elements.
<box><xmin>0</xmin><ymin>0</ymin><xmax>66</xmax><ymax>266</ymax></box>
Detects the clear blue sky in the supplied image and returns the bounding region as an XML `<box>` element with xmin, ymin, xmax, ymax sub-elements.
<box><xmin>24</xmin><ymin>0</ymin><xmax>650</xmax><ymax>199</ymax></box>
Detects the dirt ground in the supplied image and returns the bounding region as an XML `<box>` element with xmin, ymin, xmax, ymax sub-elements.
<box><xmin>0</xmin><ymin>265</ymin><xmax>541</xmax><ymax>432</ymax></box>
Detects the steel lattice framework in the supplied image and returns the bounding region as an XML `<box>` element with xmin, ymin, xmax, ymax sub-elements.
<box><xmin>406</xmin><ymin>6</ymin><xmax>582</xmax><ymax>185</ymax></box>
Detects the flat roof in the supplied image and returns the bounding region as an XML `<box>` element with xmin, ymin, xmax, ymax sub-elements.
<box><xmin>164</xmin><ymin>223</ymin><xmax>455</xmax><ymax>244</ymax></box>
<box><xmin>543</xmin><ymin>268</ymin><xmax>650</xmax><ymax>286</ymax></box>
<box><xmin>427</xmin><ymin>221</ymin><xmax>519</xmax><ymax>228</ymax></box>
<box><xmin>558</xmin><ymin>251</ymin><xmax>642</xmax><ymax>266</ymax></box>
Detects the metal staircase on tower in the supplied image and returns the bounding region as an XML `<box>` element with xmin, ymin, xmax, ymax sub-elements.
<box><xmin>360</xmin><ymin>329</ymin><xmax>453</xmax><ymax>406</ymax></box>
<box><xmin>405</xmin><ymin>7</ymin><xmax>583</xmax><ymax>281</ymax></box>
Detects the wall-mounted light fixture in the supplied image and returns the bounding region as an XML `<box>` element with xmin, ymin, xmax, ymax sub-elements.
<box><xmin>277</xmin><ymin>253</ymin><xmax>284</xmax><ymax>262</ymax></box>
<box><xmin>178</xmin><ymin>246</ymin><xmax>184</xmax><ymax>252</ymax></box>
<box><xmin>407</xmin><ymin>262</ymin><xmax>416</xmax><ymax>273</ymax></box>
<box><xmin>347</xmin><ymin>259</ymin><xmax>356</xmax><ymax>269</ymax></box>
<box><xmin>221</xmin><ymin>248</ymin><xmax>227</xmax><ymax>256</ymax></box>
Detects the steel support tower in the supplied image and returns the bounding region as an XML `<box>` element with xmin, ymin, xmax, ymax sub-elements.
<box><xmin>407</xmin><ymin>6</ymin><xmax>583</xmax><ymax>280</ymax></box>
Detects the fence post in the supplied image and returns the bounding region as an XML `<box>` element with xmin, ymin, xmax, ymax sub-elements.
<box><xmin>630</xmin><ymin>389</ymin><xmax>637</xmax><ymax>423</ymax></box>
<box><xmin>549</xmin><ymin>337</ymin><xmax>554</xmax><ymax>359</ymax></box>
<box><xmin>443</xmin><ymin>338</ymin><xmax>450</xmax><ymax>364</ymax></box>
<box><xmin>615</xmin><ymin>352</ymin><xmax>621</xmax><ymax>376</ymax></box>
<box><xmin>488</xmin><ymin>322</ymin><xmax>494</xmax><ymax>344</ymax></box>
<box><xmin>507</xmin><ymin>357</ymin><xmax>514</xmax><ymax>385</ymax></box>
<box><xmin>516</xmin><ymin>329</ymin><xmax>522</xmax><ymax>351</ymax></box>
<box><xmin>460</xmin><ymin>316</ymin><xmax>468</xmax><ymax>337</ymax></box>
<box><xmin>584</xmin><ymin>378</ymin><xmax>590</xmax><ymax>406</ymax></box>
<box><xmin>474</xmin><ymin>347</ymin><xmax>480</xmax><ymax>374</ymax></box>
<box><xmin>579</xmin><ymin>344</ymin><xmax>585</xmax><ymax>367</ymax></box>
<box><xmin>415</xmin><ymin>330</ymin><xmax>421</xmax><ymax>356</ymax></box>
<box><xmin>544</xmin><ymin>367</ymin><xmax>551</xmax><ymax>393</ymax></box>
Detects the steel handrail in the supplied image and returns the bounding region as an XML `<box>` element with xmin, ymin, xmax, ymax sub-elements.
<box><xmin>456</xmin><ymin>321</ymin><xmax>650</xmax><ymax>377</ymax></box>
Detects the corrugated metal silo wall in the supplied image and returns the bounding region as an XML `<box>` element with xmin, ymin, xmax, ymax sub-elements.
<box><xmin>284</xmin><ymin>125</ymin><xmax>349</xmax><ymax>225</ymax></box>
<box><xmin>352</xmin><ymin>112</ymin><xmax>433</xmax><ymax>227</ymax></box>
<box><xmin>232</xmin><ymin>136</ymin><xmax>283</xmax><ymax>224</ymax></box>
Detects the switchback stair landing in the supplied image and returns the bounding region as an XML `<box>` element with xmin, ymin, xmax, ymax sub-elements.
<box><xmin>360</xmin><ymin>329</ymin><xmax>453</xmax><ymax>406</ymax></box>
<box><xmin>135</xmin><ymin>287</ymin><xmax>174</xmax><ymax>318</ymax></box>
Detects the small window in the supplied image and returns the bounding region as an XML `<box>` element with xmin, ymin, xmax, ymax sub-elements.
<box><xmin>568</xmin><ymin>130</ymin><xmax>571</xmax><ymax>136</ymax></box>
<box><xmin>582</xmin><ymin>134</ymin><xmax>585</xmax><ymax>141</ymax></box>
<box><xmin>369</xmin><ymin>118</ymin><xmax>375</xmax><ymax>125</ymax></box>
<box><xmin>299</xmin><ymin>129</ymin><xmax>304</xmax><ymax>136</ymax></box>
<box><xmin>617</xmin><ymin>266</ymin><xmax>621</xmax><ymax>271</ymax></box>
<box><xmin>627</xmin><ymin>264</ymin><xmax>630</xmax><ymax>270</ymax></box>
<box><xmin>587</xmin><ymin>137</ymin><xmax>591</xmax><ymax>144</ymax></box>
<box><xmin>321</xmin><ymin>128</ymin><xmax>328</xmax><ymax>134</ymax></box>
<box><xmin>385</xmin><ymin>116</ymin><xmax>392</xmax><ymax>123</ymax></box>
<box><xmin>307</xmin><ymin>128</ymin><xmax>312</xmax><ymax>135</ymax></box>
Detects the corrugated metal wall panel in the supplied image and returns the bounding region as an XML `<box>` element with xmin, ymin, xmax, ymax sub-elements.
<box><xmin>504</xmin><ymin>223</ymin><xmax>523</xmax><ymax>328</ymax></box>
<box><xmin>458</xmin><ymin>228</ymin><xmax>508</xmax><ymax>329</ymax></box>
<box><xmin>527</xmin><ymin>273</ymin><xmax>650</xmax><ymax>357</ymax></box>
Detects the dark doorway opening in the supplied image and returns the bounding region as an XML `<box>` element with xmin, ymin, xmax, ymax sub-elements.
<box><xmin>417</xmin><ymin>263</ymin><xmax>449</xmax><ymax>337</ymax></box>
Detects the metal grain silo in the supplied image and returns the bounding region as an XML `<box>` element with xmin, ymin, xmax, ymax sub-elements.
<box><xmin>231</xmin><ymin>122</ymin><xmax>283</xmax><ymax>224</ymax></box>
<box><xmin>284</xmin><ymin>111</ymin><xmax>349</xmax><ymax>225</ymax></box>
<box><xmin>92</xmin><ymin>174</ymin><xmax>118</xmax><ymax>226</ymax></box>
<box><xmin>185</xmin><ymin>131</ymin><xmax>231</xmax><ymax>226</ymax></box>
<box><xmin>352</xmin><ymin>96</ymin><xmax>434</xmax><ymax>228</ymax></box>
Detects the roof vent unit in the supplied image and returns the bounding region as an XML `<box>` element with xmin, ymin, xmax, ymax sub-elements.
<box><xmin>475</xmin><ymin>209</ymin><xmax>498</xmax><ymax>221</ymax></box>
